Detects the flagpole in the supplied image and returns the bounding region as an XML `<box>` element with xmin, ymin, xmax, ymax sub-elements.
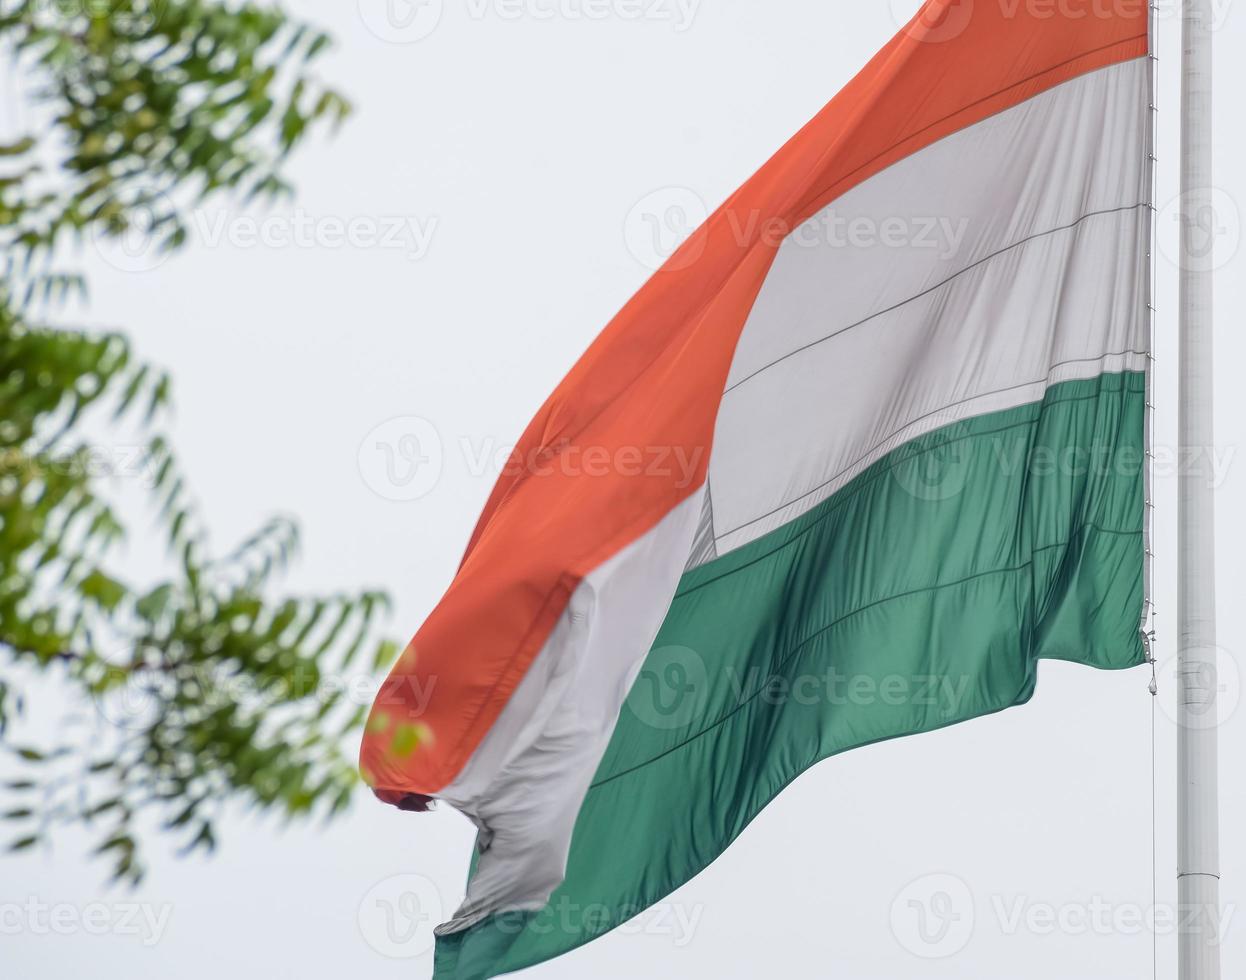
<box><xmin>1177</xmin><ymin>0</ymin><xmax>1221</xmax><ymax>976</ymax></box>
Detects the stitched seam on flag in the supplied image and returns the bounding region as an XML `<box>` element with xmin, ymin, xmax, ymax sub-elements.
<box><xmin>704</xmin><ymin>477</ymin><xmax>718</xmax><ymax>560</ymax></box>
<box><xmin>724</xmin><ymin>203</ymin><xmax>1149</xmax><ymax>396</ymax></box>
<box><xmin>713</xmin><ymin>353</ymin><xmax>1148</xmax><ymax>545</ymax></box>
<box><xmin>686</xmin><ymin>374</ymin><xmax>1139</xmax><ymax>595</ymax></box>
<box><xmin>591</xmin><ymin>523</ymin><xmax>1141</xmax><ymax>791</ymax></box>
<box><xmin>699</xmin><ymin>476</ymin><xmax>719</xmax><ymax>565</ymax></box>
<box><xmin>796</xmin><ymin>36</ymin><xmax>1148</xmax><ymax>222</ymax></box>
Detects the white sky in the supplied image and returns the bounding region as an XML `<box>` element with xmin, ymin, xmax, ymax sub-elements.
<box><xmin>5</xmin><ymin>1</ymin><xmax>1245</xmax><ymax>977</ymax></box>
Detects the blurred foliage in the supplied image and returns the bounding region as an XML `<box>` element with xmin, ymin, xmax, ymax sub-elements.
<box><xmin>0</xmin><ymin>1</ymin><xmax>396</xmax><ymax>885</ymax></box>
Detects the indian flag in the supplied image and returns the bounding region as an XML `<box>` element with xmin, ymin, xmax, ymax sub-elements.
<box><xmin>361</xmin><ymin>2</ymin><xmax>1153</xmax><ymax>976</ymax></box>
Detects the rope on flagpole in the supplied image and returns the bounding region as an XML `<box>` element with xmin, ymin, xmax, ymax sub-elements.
<box><xmin>1144</xmin><ymin>6</ymin><xmax>1160</xmax><ymax>979</ymax></box>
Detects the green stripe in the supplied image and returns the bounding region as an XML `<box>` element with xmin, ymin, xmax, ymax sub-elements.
<box><xmin>436</xmin><ymin>371</ymin><xmax>1147</xmax><ymax>979</ymax></box>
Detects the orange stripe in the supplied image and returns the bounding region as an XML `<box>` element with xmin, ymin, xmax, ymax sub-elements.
<box><xmin>361</xmin><ymin>0</ymin><xmax>1148</xmax><ymax>795</ymax></box>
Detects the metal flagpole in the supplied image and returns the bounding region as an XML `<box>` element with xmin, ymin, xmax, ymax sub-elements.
<box><xmin>1177</xmin><ymin>0</ymin><xmax>1221</xmax><ymax>976</ymax></box>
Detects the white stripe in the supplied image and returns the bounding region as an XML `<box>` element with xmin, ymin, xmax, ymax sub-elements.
<box><xmin>437</xmin><ymin>489</ymin><xmax>705</xmax><ymax>933</ymax></box>
<box><xmin>706</xmin><ymin>58</ymin><xmax>1150</xmax><ymax>560</ymax></box>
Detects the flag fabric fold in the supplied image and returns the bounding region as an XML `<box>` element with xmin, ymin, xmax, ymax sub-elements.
<box><xmin>360</xmin><ymin>2</ymin><xmax>1152</xmax><ymax>977</ymax></box>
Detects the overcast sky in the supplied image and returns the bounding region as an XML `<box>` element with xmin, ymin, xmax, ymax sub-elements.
<box><xmin>5</xmin><ymin>1</ymin><xmax>1245</xmax><ymax>977</ymax></box>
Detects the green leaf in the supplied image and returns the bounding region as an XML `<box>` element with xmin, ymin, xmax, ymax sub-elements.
<box><xmin>80</xmin><ymin>569</ymin><xmax>127</xmax><ymax>611</ymax></box>
<box><xmin>0</xmin><ymin>137</ymin><xmax>35</xmax><ymax>157</ymax></box>
<box><xmin>389</xmin><ymin>722</ymin><xmax>428</xmax><ymax>759</ymax></box>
